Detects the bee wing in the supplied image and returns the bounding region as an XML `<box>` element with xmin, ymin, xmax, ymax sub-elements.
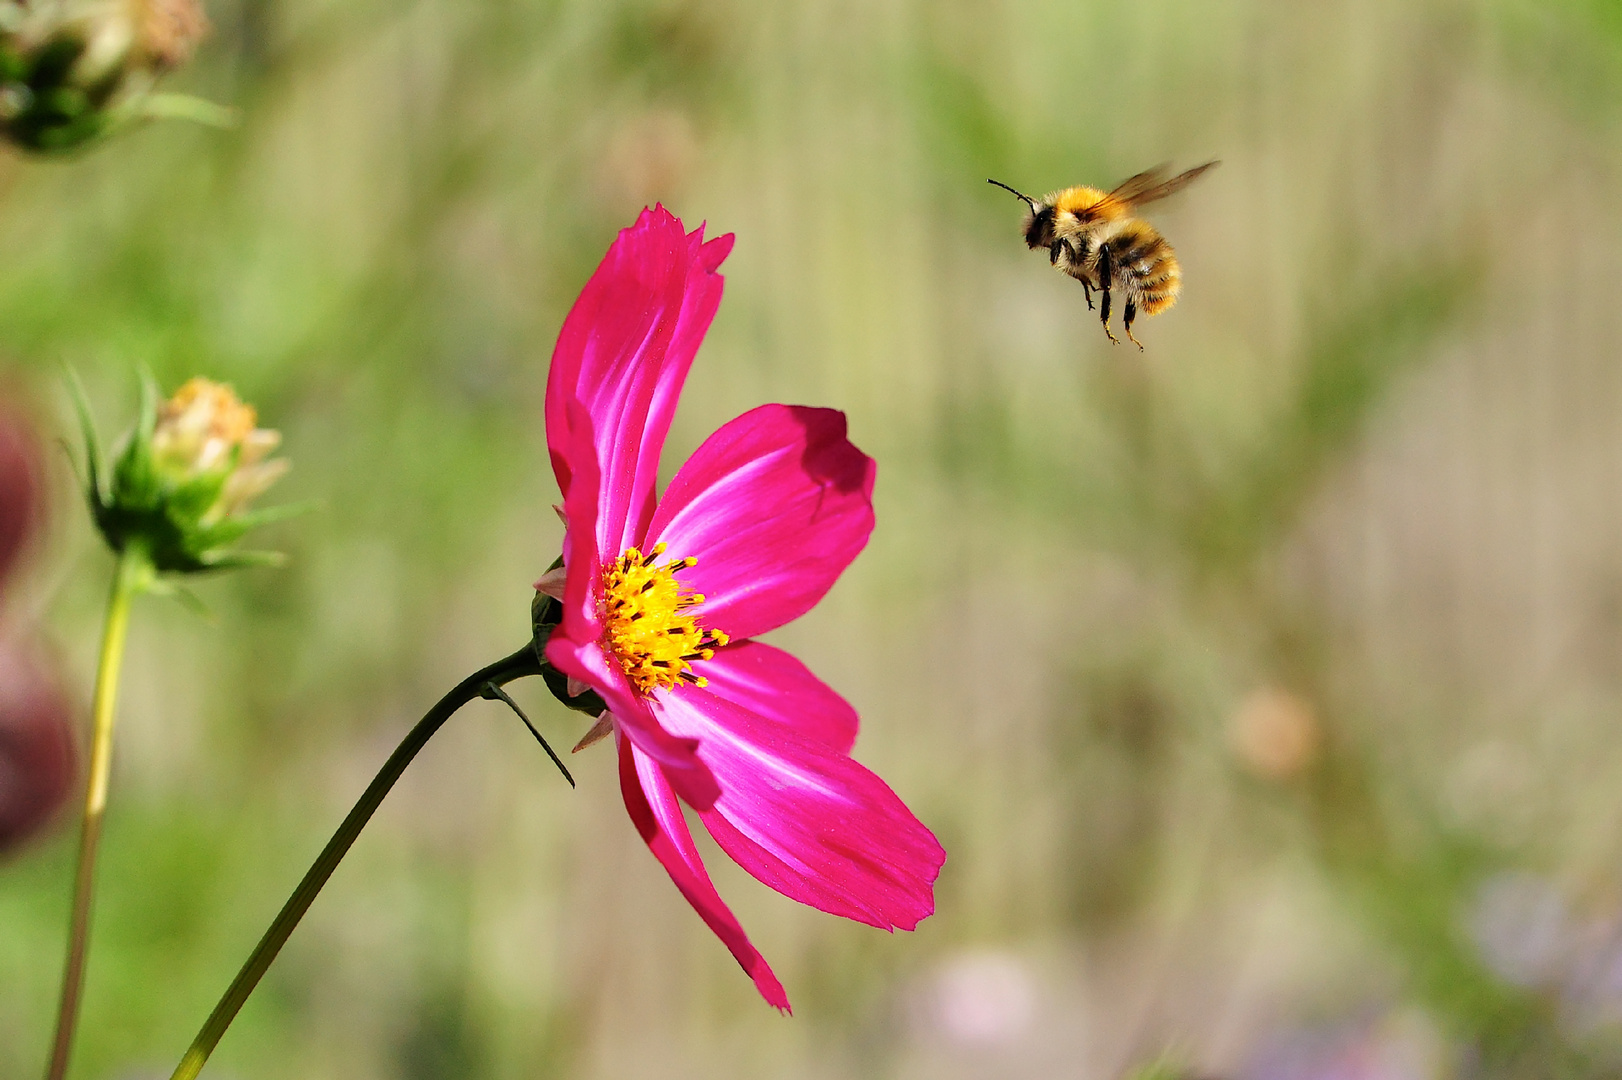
<box><xmin>1108</xmin><ymin>163</ymin><xmax>1173</xmax><ymax>202</ymax></box>
<box><xmin>1109</xmin><ymin>160</ymin><xmax>1219</xmax><ymax>208</ymax></box>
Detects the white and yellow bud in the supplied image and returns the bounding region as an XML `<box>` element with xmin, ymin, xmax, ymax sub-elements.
<box><xmin>0</xmin><ymin>0</ymin><xmax>212</xmax><ymax>151</ymax></box>
<box><xmin>75</xmin><ymin>372</ymin><xmax>297</xmax><ymax>575</ymax></box>
<box><xmin>150</xmin><ymin>378</ymin><xmax>288</xmax><ymax>522</ymax></box>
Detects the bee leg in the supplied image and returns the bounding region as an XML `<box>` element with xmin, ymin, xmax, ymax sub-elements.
<box><xmin>1097</xmin><ymin>244</ymin><xmax>1120</xmax><ymax>344</ymax></box>
<box><xmin>1124</xmin><ymin>299</ymin><xmax>1144</xmax><ymax>351</ymax></box>
<box><xmin>1049</xmin><ymin>240</ymin><xmax>1066</xmax><ymax>267</ymax></box>
<box><xmin>1075</xmin><ymin>239</ymin><xmax>1095</xmax><ymax>309</ymax></box>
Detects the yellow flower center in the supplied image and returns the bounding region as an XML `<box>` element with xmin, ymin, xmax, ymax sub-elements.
<box><xmin>600</xmin><ymin>543</ymin><xmax>728</xmax><ymax>695</ymax></box>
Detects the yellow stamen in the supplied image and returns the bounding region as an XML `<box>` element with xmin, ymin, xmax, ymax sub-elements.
<box><xmin>600</xmin><ymin>547</ymin><xmax>725</xmax><ymax>695</ymax></box>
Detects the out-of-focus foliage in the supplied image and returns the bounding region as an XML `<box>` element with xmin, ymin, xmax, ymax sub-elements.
<box><xmin>0</xmin><ymin>0</ymin><xmax>213</xmax><ymax>152</ymax></box>
<box><xmin>3</xmin><ymin>0</ymin><xmax>1622</xmax><ymax>1078</ymax></box>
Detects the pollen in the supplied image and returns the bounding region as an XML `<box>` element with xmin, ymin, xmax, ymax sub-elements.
<box><xmin>600</xmin><ymin>543</ymin><xmax>728</xmax><ymax>695</ymax></box>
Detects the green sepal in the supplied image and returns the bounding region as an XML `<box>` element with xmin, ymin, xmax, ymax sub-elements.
<box><xmin>195</xmin><ymin>549</ymin><xmax>287</xmax><ymax>572</ymax></box>
<box><xmin>145</xmin><ymin>577</ymin><xmax>215</xmax><ymax>621</ymax></box>
<box><xmin>164</xmin><ymin>461</ymin><xmax>232</xmax><ymax>523</ymax></box>
<box><xmin>72</xmin><ymin>370</ymin><xmax>295</xmax><ymax>575</ymax></box>
<box><xmin>539</xmin><ymin>650</ymin><xmax>607</xmax><ymax>719</ymax></box>
<box><xmin>64</xmin><ymin>366</ymin><xmax>106</xmax><ymax>513</ymax></box>
<box><xmin>193</xmin><ymin>500</ymin><xmax>312</xmax><ymax>547</ymax></box>
<box><xmin>530</xmin><ymin>575</ymin><xmax>607</xmax><ymax>719</ymax></box>
<box><xmin>138</xmin><ymin>93</ymin><xmax>236</xmax><ymax>129</ymax></box>
<box><xmin>110</xmin><ymin>371</ymin><xmax>160</xmax><ymax>510</ymax></box>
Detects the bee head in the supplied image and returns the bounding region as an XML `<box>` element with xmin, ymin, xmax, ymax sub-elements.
<box><xmin>1022</xmin><ymin>205</ymin><xmax>1056</xmax><ymax>250</ymax></box>
<box><xmin>988</xmin><ymin>178</ymin><xmax>1051</xmax><ymax>249</ymax></box>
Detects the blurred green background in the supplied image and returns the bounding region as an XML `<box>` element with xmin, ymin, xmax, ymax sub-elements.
<box><xmin>4</xmin><ymin>0</ymin><xmax>1622</xmax><ymax>1076</ymax></box>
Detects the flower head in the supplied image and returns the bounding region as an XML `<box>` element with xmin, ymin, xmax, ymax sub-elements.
<box><xmin>150</xmin><ymin>377</ymin><xmax>287</xmax><ymax>522</ymax></box>
<box><xmin>76</xmin><ymin>374</ymin><xmax>293</xmax><ymax>574</ymax></box>
<box><xmin>0</xmin><ymin>0</ymin><xmax>210</xmax><ymax>151</ymax></box>
<box><xmin>535</xmin><ymin>207</ymin><xmax>945</xmax><ymax>1011</ymax></box>
<box><xmin>0</xmin><ymin>403</ymin><xmax>73</xmax><ymax>855</ymax></box>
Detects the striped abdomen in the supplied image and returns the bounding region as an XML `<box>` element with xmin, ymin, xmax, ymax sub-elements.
<box><xmin>1103</xmin><ymin>220</ymin><xmax>1182</xmax><ymax>316</ymax></box>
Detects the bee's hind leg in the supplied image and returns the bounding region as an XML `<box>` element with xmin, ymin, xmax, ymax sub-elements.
<box><xmin>1124</xmin><ymin>299</ymin><xmax>1144</xmax><ymax>351</ymax></box>
<box><xmin>1097</xmin><ymin>246</ymin><xmax>1120</xmax><ymax>344</ymax></box>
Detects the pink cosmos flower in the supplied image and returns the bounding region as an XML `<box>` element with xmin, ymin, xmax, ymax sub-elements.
<box><xmin>540</xmin><ymin>207</ymin><xmax>945</xmax><ymax>1011</ymax></box>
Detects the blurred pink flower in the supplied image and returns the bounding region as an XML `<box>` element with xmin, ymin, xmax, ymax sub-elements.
<box><xmin>542</xmin><ymin>207</ymin><xmax>945</xmax><ymax>1011</ymax></box>
<box><xmin>0</xmin><ymin>403</ymin><xmax>74</xmax><ymax>854</ymax></box>
<box><xmin>0</xmin><ymin>638</ymin><xmax>74</xmax><ymax>852</ymax></box>
<box><xmin>0</xmin><ymin>400</ymin><xmax>41</xmax><ymax>585</ymax></box>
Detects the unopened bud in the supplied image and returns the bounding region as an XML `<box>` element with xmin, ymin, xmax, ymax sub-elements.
<box><xmin>0</xmin><ymin>0</ymin><xmax>211</xmax><ymax>151</ymax></box>
<box><xmin>150</xmin><ymin>378</ymin><xmax>288</xmax><ymax>523</ymax></box>
<box><xmin>78</xmin><ymin>373</ymin><xmax>294</xmax><ymax>574</ymax></box>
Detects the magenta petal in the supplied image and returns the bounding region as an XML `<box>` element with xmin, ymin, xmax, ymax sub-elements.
<box><xmin>546</xmin><ymin>630</ymin><xmax>720</xmax><ymax>810</ymax></box>
<box><xmin>545</xmin><ymin>206</ymin><xmax>733</xmax><ymax>556</ymax></box>
<box><xmin>545</xmin><ymin>400</ymin><xmax>720</xmax><ymax>810</ymax></box>
<box><xmin>646</xmin><ymin>405</ymin><xmax>876</xmax><ymax>642</ymax></box>
<box><xmin>618</xmin><ymin>734</ymin><xmax>791</xmax><ymax>1012</ymax></box>
<box><xmin>653</xmin><ymin>686</ymin><xmax>944</xmax><ymax>931</ymax></box>
<box><xmin>697</xmin><ymin>641</ymin><xmax>858</xmax><ymax>754</ymax></box>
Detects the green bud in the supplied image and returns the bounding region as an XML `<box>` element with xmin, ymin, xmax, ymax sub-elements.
<box><xmin>0</xmin><ymin>0</ymin><xmax>211</xmax><ymax>151</ymax></box>
<box><xmin>76</xmin><ymin>374</ymin><xmax>294</xmax><ymax>575</ymax></box>
<box><xmin>531</xmin><ymin>565</ymin><xmax>606</xmax><ymax>718</ymax></box>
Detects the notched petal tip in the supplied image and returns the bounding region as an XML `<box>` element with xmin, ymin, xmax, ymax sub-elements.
<box><xmin>572</xmin><ymin>711</ymin><xmax>614</xmax><ymax>752</ymax></box>
<box><xmin>534</xmin><ymin>565</ymin><xmax>568</xmax><ymax>601</ymax></box>
<box><xmin>695</xmin><ymin>229</ymin><xmax>735</xmax><ymax>273</ymax></box>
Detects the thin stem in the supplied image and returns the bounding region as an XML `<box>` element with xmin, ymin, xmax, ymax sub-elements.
<box><xmin>45</xmin><ymin>548</ymin><xmax>148</xmax><ymax>1080</ymax></box>
<box><xmin>167</xmin><ymin>645</ymin><xmax>544</xmax><ymax>1080</ymax></box>
<box><xmin>482</xmin><ymin>680</ymin><xmax>574</xmax><ymax>787</ymax></box>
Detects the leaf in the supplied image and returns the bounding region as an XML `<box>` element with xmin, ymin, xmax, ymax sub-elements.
<box><xmin>195</xmin><ymin>549</ymin><xmax>287</xmax><ymax>572</ymax></box>
<box><xmin>63</xmin><ymin>365</ymin><xmax>106</xmax><ymax>512</ymax></box>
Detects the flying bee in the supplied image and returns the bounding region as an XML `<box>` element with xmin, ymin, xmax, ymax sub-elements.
<box><xmin>989</xmin><ymin>161</ymin><xmax>1218</xmax><ymax>349</ymax></box>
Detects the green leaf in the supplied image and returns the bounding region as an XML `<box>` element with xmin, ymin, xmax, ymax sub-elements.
<box><xmin>63</xmin><ymin>365</ymin><xmax>106</xmax><ymax>512</ymax></box>
<box><xmin>195</xmin><ymin>549</ymin><xmax>287</xmax><ymax>572</ymax></box>
<box><xmin>112</xmin><ymin>371</ymin><xmax>161</xmax><ymax>507</ymax></box>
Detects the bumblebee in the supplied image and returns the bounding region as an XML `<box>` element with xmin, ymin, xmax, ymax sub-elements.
<box><xmin>989</xmin><ymin>161</ymin><xmax>1217</xmax><ymax>349</ymax></box>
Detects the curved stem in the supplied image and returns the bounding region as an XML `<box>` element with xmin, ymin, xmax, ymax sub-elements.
<box><xmin>46</xmin><ymin>548</ymin><xmax>148</xmax><ymax>1080</ymax></box>
<box><xmin>168</xmin><ymin>644</ymin><xmax>544</xmax><ymax>1080</ymax></box>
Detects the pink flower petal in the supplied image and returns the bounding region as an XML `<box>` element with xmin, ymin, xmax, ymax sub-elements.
<box><xmin>547</xmin><ymin>630</ymin><xmax>720</xmax><ymax>810</ymax></box>
<box><xmin>618</xmin><ymin>733</ymin><xmax>791</xmax><ymax>1012</ymax></box>
<box><xmin>646</xmin><ymin>405</ymin><xmax>876</xmax><ymax>642</ymax></box>
<box><xmin>546</xmin><ymin>400</ymin><xmax>720</xmax><ymax>809</ymax></box>
<box><xmin>653</xmin><ymin>684</ymin><xmax>944</xmax><ymax>931</ymax></box>
<box><xmin>697</xmin><ymin>640</ymin><xmax>858</xmax><ymax>754</ymax></box>
<box><xmin>545</xmin><ymin>206</ymin><xmax>733</xmax><ymax>557</ymax></box>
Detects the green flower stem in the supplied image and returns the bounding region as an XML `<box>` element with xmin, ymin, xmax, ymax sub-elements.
<box><xmin>46</xmin><ymin>547</ymin><xmax>151</xmax><ymax>1080</ymax></box>
<box><xmin>168</xmin><ymin>644</ymin><xmax>545</xmax><ymax>1080</ymax></box>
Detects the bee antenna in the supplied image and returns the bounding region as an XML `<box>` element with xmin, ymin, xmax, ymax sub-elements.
<box><xmin>987</xmin><ymin>178</ymin><xmax>1036</xmax><ymax>206</ymax></box>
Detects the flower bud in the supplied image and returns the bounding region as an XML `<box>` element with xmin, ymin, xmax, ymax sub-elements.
<box><xmin>79</xmin><ymin>374</ymin><xmax>293</xmax><ymax>574</ymax></box>
<box><xmin>150</xmin><ymin>377</ymin><xmax>287</xmax><ymax>521</ymax></box>
<box><xmin>0</xmin><ymin>0</ymin><xmax>209</xmax><ymax>152</ymax></box>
